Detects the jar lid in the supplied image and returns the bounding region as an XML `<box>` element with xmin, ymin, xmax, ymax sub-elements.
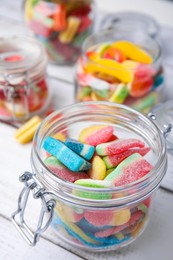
<box><xmin>0</xmin><ymin>36</ymin><xmax>47</xmax><ymax>83</ymax></box>
<box><xmin>100</xmin><ymin>11</ymin><xmax>160</xmax><ymax>38</ymax></box>
<box><xmin>151</xmin><ymin>100</ymin><xmax>173</xmax><ymax>148</ymax></box>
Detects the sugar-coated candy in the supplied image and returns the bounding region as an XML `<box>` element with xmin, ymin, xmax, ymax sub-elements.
<box><xmin>65</xmin><ymin>138</ymin><xmax>94</xmax><ymax>160</ymax></box>
<box><xmin>105</xmin><ymin>153</ymin><xmax>153</xmax><ymax>186</ymax></box>
<box><xmin>110</xmin><ymin>209</ymin><xmax>131</xmax><ymax>226</ymax></box>
<box><xmin>43</xmin><ymin>122</ymin><xmax>154</xmax><ymax>250</ymax></box>
<box><xmin>44</xmin><ymin>156</ymin><xmax>89</xmax><ymax>182</ymax></box>
<box><xmin>43</xmin><ymin>137</ymin><xmax>91</xmax><ymax>172</ymax></box>
<box><xmin>88</xmin><ymin>155</ymin><xmax>106</xmax><ymax>180</ymax></box>
<box><xmin>84</xmin><ymin>210</ymin><xmax>113</xmax><ymax>227</ymax></box>
<box><xmin>59</xmin><ymin>204</ymin><xmax>84</xmax><ymax>223</ymax></box>
<box><xmin>96</xmin><ymin>138</ymin><xmax>145</xmax><ymax>156</ymax></box>
<box><xmin>112</xmin><ymin>41</ymin><xmax>153</xmax><ymax>64</ymax></box>
<box><xmin>15</xmin><ymin>115</ymin><xmax>42</xmax><ymax>144</ymax></box>
<box><xmin>74</xmin><ymin>179</ymin><xmax>113</xmax><ymax>200</ymax></box>
<box><xmin>103</xmin><ymin>147</ymin><xmax>150</xmax><ymax>169</ymax></box>
<box><xmin>53</xmin><ymin>210</ymin><xmax>100</xmax><ymax>246</ymax></box>
<box><xmin>79</xmin><ymin>125</ymin><xmax>114</xmax><ymax>146</ymax></box>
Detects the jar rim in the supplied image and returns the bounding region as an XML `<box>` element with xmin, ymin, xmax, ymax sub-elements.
<box><xmin>100</xmin><ymin>11</ymin><xmax>160</xmax><ymax>38</ymax></box>
<box><xmin>82</xmin><ymin>28</ymin><xmax>161</xmax><ymax>69</ymax></box>
<box><xmin>32</xmin><ymin>101</ymin><xmax>167</xmax><ymax>207</ymax></box>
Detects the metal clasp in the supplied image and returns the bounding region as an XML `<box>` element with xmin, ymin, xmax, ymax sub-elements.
<box><xmin>0</xmin><ymin>72</ymin><xmax>30</xmax><ymax>120</ymax></box>
<box><xmin>148</xmin><ymin>112</ymin><xmax>172</xmax><ymax>138</ymax></box>
<box><xmin>11</xmin><ymin>172</ymin><xmax>56</xmax><ymax>246</ymax></box>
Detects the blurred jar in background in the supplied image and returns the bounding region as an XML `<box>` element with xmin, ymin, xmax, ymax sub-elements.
<box><xmin>75</xmin><ymin>28</ymin><xmax>164</xmax><ymax>114</ymax></box>
<box><xmin>24</xmin><ymin>0</ymin><xmax>95</xmax><ymax>65</ymax></box>
<box><xmin>0</xmin><ymin>37</ymin><xmax>50</xmax><ymax>122</ymax></box>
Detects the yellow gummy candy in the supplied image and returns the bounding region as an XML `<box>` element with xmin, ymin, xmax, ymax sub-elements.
<box><xmin>15</xmin><ymin>116</ymin><xmax>42</xmax><ymax>144</ymax></box>
<box><xmin>89</xmin><ymin>155</ymin><xmax>106</xmax><ymax>180</ymax></box>
<box><xmin>59</xmin><ymin>16</ymin><xmax>80</xmax><ymax>43</ymax></box>
<box><xmin>24</xmin><ymin>0</ymin><xmax>33</xmax><ymax>21</ymax></box>
<box><xmin>79</xmin><ymin>125</ymin><xmax>107</xmax><ymax>143</ymax></box>
<box><xmin>85</xmin><ymin>58</ymin><xmax>133</xmax><ymax>83</ymax></box>
<box><xmin>53</xmin><ymin>132</ymin><xmax>66</xmax><ymax>142</ymax></box>
<box><xmin>112</xmin><ymin>41</ymin><xmax>153</xmax><ymax>64</ymax></box>
<box><xmin>111</xmin><ymin>209</ymin><xmax>131</xmax><ymax>226</ymax></box>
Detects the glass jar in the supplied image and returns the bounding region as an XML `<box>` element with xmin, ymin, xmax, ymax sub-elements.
<box><xmin>12</xmin><ymin>101</ymin><xmax>169</xmax><ymax>252</ymax></box>
<box><xmin>0</xmin><ymin>36</ymin><xmax>50</xmax><ymax>122</ymax></box>
<box><xmin>24</xmin><ymin>0</ymin><xmax>95</xmax><ymax>65</ymax></box>
<box><xmin>75</xmin><ymin>29</ymin><xmax>164</xmax><ymax>114</ymax></box>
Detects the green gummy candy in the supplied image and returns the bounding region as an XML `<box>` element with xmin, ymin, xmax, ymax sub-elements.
<box><xmin>82</xmin><ymin>87</ymin><xmax>92</xmax><ymax>97</ymax></box>
<box><xmin>138</xmin><ymin>203</ymin><xmax>148</xmax><ymax>214</ymax></box>
<box><xmin>74</xmin><ymin>179</ymin><xmax>113</xmax><ymax>200</ymax></box>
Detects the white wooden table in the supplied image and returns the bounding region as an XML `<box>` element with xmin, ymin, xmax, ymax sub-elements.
<box><xmin>1</xmin><ymin>1</ymin><xmax>173</xmax><ymax>259</ymax></box>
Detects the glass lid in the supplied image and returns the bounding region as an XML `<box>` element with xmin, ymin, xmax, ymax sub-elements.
<box><xmin>100</xmin><ymin>11</ymin><xmax>160</xmax><ymax>38</ymax></box>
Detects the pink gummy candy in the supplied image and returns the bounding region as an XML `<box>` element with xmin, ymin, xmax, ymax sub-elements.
<box><xmin>49</xmin><ymin>166</ymin><xmax>89</xmax><ymax>182</ymax></box>
<box><xmin>95</xmin><ymin>210</ymin><xmax>144</xmax><ymax>237</ymax></box>
<box><xmin>103</xmin><ymin>147</ymin><xmax>150</xmax><ymax>168</ymax></box>
<box><xmin>79</xmin><ymin>125</ymin><xmax>114</xmax><ymax>146</ymax></box>
<box><xmin>113</xmin><ymin>157</ymin><xmax>153</xmax><ymax>186</ymax></box>
<box><xmin>84</xmin><ymin>210</ymin><xmax>113</xmax><ymax>227</ymax></box>
<box><xmin>96</xmin><ymin>138</ymin><xmax>145</xmax><ymax>156</ymax></box>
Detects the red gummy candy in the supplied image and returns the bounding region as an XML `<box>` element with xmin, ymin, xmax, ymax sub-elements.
<box><xmin>104</xmin><ymin>147</ymin><xmax>150</xmax><ymax>168</ymax></box>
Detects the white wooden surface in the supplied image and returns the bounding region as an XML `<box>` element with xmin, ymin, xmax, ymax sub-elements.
<box><xmin>1</xmin><ymin>1</ymin><xmax>173</xmax><ymax>259</ymax></box>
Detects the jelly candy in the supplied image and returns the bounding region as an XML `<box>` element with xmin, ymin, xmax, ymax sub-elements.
<box><xmin>79</xmin><ymin>125</ymin><xmax>114</xmax><ymax>146</ymax></box>
<box><xmin>43</xmin><ymin>137</ymin><xmax>91</xmax><ymax>172</ymax></box>
<box><xmin>65</xmin><ymin>138</ymin><xmax>94</xmax><ymax>160</ymax></box>
<box><xmin>96</xmin><ymin>139</ymin><xmax>145</xmax><ymax>156</ymax></box>
<box><xmin>44</xmin><ymin>156</ymin><xmax>89</xmax><ymax>182</ymax></box>
<box><xmin>105</xmin><ymin>153</ymin><xmax>153</xmax><ymax>186</ymax></box>
<box><xmin>103</xmin><ymin>147</ymin><xmax>150</xmax><ymax>168</ymax></box>
<box><xmin>15</xmin><ymin>115</ymin><xmax>42</xmax><ymax>144</ymax></box>
<box><xmin>88</xmin><ymin>155</ymin><xmax>106</xmax><ymax>180</ymax></box>
<box><xmin>112</xmin><ymin>41</ymin><xmax>153</xmax><ymax>64</ymax></box>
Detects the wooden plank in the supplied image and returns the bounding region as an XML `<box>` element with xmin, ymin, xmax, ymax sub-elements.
<box><xmin>0</xmin><ymin>216</ymin><xmax>83</xmax><ymax>260</ymax></box>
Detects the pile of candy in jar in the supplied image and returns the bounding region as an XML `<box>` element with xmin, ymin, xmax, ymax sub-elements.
<box><xmin>43</xmin><ymin>124</ymin><xmax>153</xmax><ymax>249</ymax></box>
<box><xmin>76</xmin><ymin>40</ymin><xmax>164</xmax><ymax>113</ymax></box>
<box><xmin>25</xmin><ymin>0</ymin><xmax>93</xmax><ymax>64</ymax></box>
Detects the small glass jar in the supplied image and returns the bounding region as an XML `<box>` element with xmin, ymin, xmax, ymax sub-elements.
<box><xmin>12</xmin><ymin>101</ymin><xmax>169</xmax><ymax>252</ymax></box>
<box><xmin>0</xmin><ymin>36</ymin><xmax>50</xmax><ymax>122</ymax></box>
<box><xmin>24</xmin><ymin>0</ymin><xmax>95</xmax><ymax>65</ymax></box>
<box><xmin>75</xmin><ymin>29</ymin><xmax>164</xmax><ymax>114</ymax></box>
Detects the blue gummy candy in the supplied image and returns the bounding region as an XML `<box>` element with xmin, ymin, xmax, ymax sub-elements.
<box><xmin>65</xmin><ymin>138</ymin><xmax>95</xmax><ymax>160</ymax></box>
<box><xmin>43</xmin><ymin>137</ymin><xmax>91</xmax><ymax>172</ymax></box>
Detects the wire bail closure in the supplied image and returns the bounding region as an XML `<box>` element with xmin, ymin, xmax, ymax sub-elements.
<box><xmin>11</xmin><ymin>171</ymin><xmax>56</xmax><ymax>246</ymax></box>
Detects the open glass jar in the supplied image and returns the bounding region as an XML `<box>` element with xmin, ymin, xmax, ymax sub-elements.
<box><xmin>0</xmin><ymin>37</ymin><xmax>50</xmax><ymax>122</ymax></box>
<box><xmin>24</xmin><ymin>0</ymin><xmax>95</xmax><ymax>64</ymax></box>
<box><xmin>75</xmin><ymin>29</ymin><xmax>164</xmax><ymax>114</ymax></box>
<box><xmin>12</xmin><ymin>101</ymin><xmax>170</xmax><ymax>252</ymax></box>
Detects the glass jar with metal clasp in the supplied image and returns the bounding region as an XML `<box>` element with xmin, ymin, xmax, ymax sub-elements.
<box><xmin>11</xmin><ymin>101</ymin><xmax>172</xmax><ymax>251</ymax></box>
<box><xmin>0</xmin><ymin>36</ymin><xmax>51</xmax><ymax>123</ymax></box>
